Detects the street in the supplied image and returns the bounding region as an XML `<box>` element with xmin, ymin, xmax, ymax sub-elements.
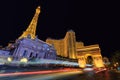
<box><xmin>0</xmin><ymin>67</ymin><xmax>120</xmax><ymax>80</ymax></box>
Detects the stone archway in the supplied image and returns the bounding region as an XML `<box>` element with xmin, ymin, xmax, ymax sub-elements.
<box><xmin>86</xmin><ymin>55</ymin><xmax>93</xmax><ymax>65</ymax></box>
<box><xmin>77</xmin><ymin>45</ymin><xmax>104</xmax><ymax>68</ymax></box>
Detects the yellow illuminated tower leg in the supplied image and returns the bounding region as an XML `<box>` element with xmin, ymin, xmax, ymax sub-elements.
<box><xmin>19</xmin><ymin>6</ymin><xmax>41</xmax><ymax>39</ymax></box>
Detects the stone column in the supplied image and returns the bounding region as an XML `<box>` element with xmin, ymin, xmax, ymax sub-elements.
<box><xmin>78</xmin><ymin>56</ymin><xmax>86</xmax><ymax>68</ymax></box>
<box><xmin>93</xmin><ymin>56</ymin><xmax>104</xmax><ymax>67</ymax></box>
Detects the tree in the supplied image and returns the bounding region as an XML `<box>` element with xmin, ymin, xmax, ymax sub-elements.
<box><xmin>111</xmin><ymin>50</ymin><xmax>120</xmax><ymax>67</ymax></box>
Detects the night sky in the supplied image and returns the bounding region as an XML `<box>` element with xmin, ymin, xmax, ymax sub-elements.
<box><xmin>0</xmin><ymin>1</ymin><xmax>120</xmax><ymax>58</ymax></box>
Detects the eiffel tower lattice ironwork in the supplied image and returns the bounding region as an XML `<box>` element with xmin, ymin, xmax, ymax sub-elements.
<box><xmin>19</xmin><ymin>6</ymin><xmax>41</xmax><ymax>39</ymax></box>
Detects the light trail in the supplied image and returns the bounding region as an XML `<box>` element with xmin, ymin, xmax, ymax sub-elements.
<box><xmin>0</xmin><ymin>68</ymin><xmax>79</xmax><ymax>77</ymax></box>
<box><xmin>1</xmin><ymin>58</ymin><xmax>93</xmax><ymax>68</ymax></box>
<box><xmin>95</xmin><ymin>68</ymin><xmax>107</xmax><ymax>73</ymax></box>
<box><xmin>8</xmin><ymin>59</ymin><xmax>79</xmax><ymax>67</ymax></box>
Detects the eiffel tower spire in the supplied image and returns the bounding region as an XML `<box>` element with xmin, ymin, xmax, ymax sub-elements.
<box><xmin>19</xmin><ymin>6</ymin><xmax>41</xmax><ymax>39</ymax></box>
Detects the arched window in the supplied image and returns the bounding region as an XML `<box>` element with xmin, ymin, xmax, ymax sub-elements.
<box><xmin>29</xmin><ymin>52</ymin><xmax>33</xmax><ymax>58</ymax></box>
<box><xmin>23</xmin><ymin>50</ymin><xmax>27</xmax><ymax>57</ymax></box>
<box><xmin>44</xmin><ymin>53</ymin><xmax>48</xmax><ymax>59</ymax></box>
<box><xmin>35</xmin><ymin>53</ymin><xmax>38</xmax><ymax>58</ymax></box>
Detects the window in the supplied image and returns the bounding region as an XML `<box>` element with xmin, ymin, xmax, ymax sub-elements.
<box><xmin>29</xmin><ymin>52</ymin><xmax>33</xmax><ymax>58</ymax></box>
<box><xmin>23</xmin><ymin>50</ymin><xmax>27</xmax><ymax>57</ymax></box>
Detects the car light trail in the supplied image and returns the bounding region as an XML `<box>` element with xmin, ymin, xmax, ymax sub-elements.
<box><xmin>95</xmin><ymin>68</ymin><xmax>107</xmax><ymax>73</ymax></box>
<box><xmin>0</xmin><ymin>68</ymin><xmax>78</xmax><ymax>77</ymax></box>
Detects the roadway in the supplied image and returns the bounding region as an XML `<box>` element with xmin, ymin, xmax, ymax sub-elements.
<box><xmin>0</xmin><ymin>67</ymin><xmax>82</xmax><ymax>80</ymax></box>
<box><xmin>1</xmin><ymin>66</ymin><xmax>120</xmax><ymax>80</ymax></box>
<box><xmin>6</xmin><ymin>70</ymin><xmax>82</xmax><ymax>80</ymax></box>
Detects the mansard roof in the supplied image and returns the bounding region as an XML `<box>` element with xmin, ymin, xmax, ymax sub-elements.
<box><xmin>19</xmin><ymin>37</ymin><xmax>53</xmax><ymax>48</ymax></box>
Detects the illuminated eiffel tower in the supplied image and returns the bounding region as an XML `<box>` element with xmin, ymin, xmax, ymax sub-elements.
<box><xmin>19</xmin><ymin>6</ymin><xmax>41</xmax><ymax>39</ymax></box>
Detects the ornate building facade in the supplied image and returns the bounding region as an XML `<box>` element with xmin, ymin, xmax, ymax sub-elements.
<box><xmin>46</xmin><ymin>30</ymin><xmax>104</xmax><ymax>68</ymax></box>
<box><xmin>12</xmin><ymin>37</ymin><xmax>56</xmax><ymax>61</ymax></box>
<box><xmin>0</xmin><ymin>6</ymin><xmax>57</xmax><ymax>61</ymax></box>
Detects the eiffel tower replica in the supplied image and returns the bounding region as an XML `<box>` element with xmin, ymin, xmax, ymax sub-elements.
<box><xmin>19</xmin><ymin>6</ymin><xmax>41</xmax><ymax>39</ymax></box>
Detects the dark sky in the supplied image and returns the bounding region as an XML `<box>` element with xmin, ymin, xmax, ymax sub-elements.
<box><xmin>0</xmin><ymin>0</ymin><xmax>120</xmax><ymax>58</ymax></box>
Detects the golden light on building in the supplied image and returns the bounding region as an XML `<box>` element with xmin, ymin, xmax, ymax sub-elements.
<box><xmin>77</xmin><ymin>45</ymin><xmax>104</xmax><ymax>68</ymax></box>
<box><xmin>46</xmin><ymin>30</ymin><xmax>78</xmax><ymax>59</ymax></box>
<box><xmin>19</xmin><ymin>6</ymin><xmax>41</xmax><ymax>39</ymax></box>
<box><xmin>78</xmin><ymin>56</ymin><xmax>86</xmax><ymax>68</ymax></box>
<box><xmin>46</xmin><ymin>31</ymin><xmax>104</xmax><ymax>68</ymax></box>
